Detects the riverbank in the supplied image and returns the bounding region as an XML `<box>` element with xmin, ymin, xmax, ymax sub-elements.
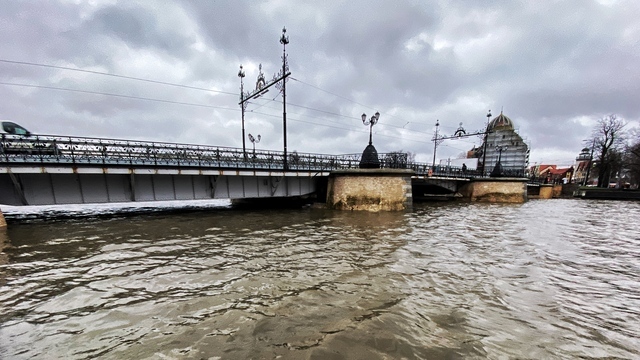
<box><xmin>573</xmin><ymin>187</ymin><xmax>640</xmax><ymax>200</ymax></box>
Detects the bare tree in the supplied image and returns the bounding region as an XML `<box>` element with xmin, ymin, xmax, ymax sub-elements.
<box><xmin>625</xmin><ymin>128</ymin><xmax>640</xmax><ymax>187</ymax></box>
<box><xmin>590</xmin><ymin>114</ymin><xmax>627</xmax><ymax>187</ymax></box>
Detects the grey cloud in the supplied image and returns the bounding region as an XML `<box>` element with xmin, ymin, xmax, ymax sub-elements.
<box><xmin>1</xmin><ymin>0</ymin><xmax>639</xmax><ymax>166</ymax></box>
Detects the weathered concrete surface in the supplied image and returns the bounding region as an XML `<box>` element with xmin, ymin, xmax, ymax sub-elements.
<box><xmin>459</xmin><ymin>178</ymin><xmax>528</xmax><ymax>203</ymax></box>
<box><xmin>0</xmin><ymin>209</ymin><xmax>6</xmax><ymax>229</ymax></box>
<box><xmin>552</xmin><ymin>185</ymin><xmax>563</xmax><ymax>198</ymax></box>
<box><xmin>327</xmin><ymin>169</ymin><xmax>414</xmax><ymax>211</ymax></box>
<box><xmin>538</xmin><ymin>185</ymin><xmax>553</xmax><ymax>199</ymax></box>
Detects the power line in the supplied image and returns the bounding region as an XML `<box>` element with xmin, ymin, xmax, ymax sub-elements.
<box><xmin>247</xmin><ymin>97</ymin><xmax>432</xmax><ymax>142</ymax></box>
<box><xmin>290</xmin><ymin>77</ymin><xmax>373</xmax><ymax>110</ymax></box>
<box><xmin>291</xmin><ymin>76</ymin><xmax>452</xmax><ymax>133</ymax></box>
<box><xmin>0</xmin><ymin>81</ymin><xmax>238</xmax><ymax>111</ymax></box>
<box><xmin>3</xmin><ymin>58</ymin><xmax>488</xmax><ymax>143</ymax></box>
<box><xmin>3</xmin><ymin>58</ymin><xmax>455</xmax><ymax>141</ymax></box>
<box><xmin>0</xmin><ymin>80</ymin><xmax>426</xmax><ymax>144</ymax></box>
<box><xmin>0</xmin><ymin>59</ymin><xmax>237</xmax><ymax>96</ymax></box>
<box><xmin>1</xmin><ymin>80</ymin><xmax>452</xmax><ymax>146</ymax></box>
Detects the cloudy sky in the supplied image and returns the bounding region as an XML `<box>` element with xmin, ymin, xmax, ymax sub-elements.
<box><xmin>1</xmin><ymin>0</ymin><xmax>638</xmax><ymax>166</ymax></box>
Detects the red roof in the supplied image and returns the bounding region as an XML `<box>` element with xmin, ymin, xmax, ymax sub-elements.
<box><xmin>548</xmin><ymin>167</ymin><xmax>571</xmax><ymax>175</ymax></box>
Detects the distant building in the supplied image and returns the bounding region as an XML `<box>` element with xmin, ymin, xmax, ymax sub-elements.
<box><xmin>532</xmin><ymin>164</ymin><xmax>574</xmax><ymax>184</ymax></box>
<box><xmin>573</xmin><ymin>147</ymin><xmax>593</xmax><ymax>185</ymax></box>
<box><xmin>471</xmin><ymin>111</ymin><xmax>529</xmax><ymax>176</ymax></box>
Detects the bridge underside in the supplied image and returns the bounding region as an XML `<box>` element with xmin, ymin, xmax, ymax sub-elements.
<box><xmin>0</xmin><ymin>168</ymin><xmax>321</xmax><ymax>206</ymax></box>
<box><xmin>411</xmin><ymin>177</ymin><xmax>469</xmax><ymax>201</ymax></box>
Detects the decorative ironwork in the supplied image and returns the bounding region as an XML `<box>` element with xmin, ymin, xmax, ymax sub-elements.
<box><xmin>275</xmin><ymin>26</ymin><xmax>290</xmax><ymax>93</ymax></box>
<box><xmin>0</xmin><ymin>133</ymin><xmax>416</xmax><ymax>173</ymax></box>
<box><xmin>255</xmin><ymin>64</ymin><xmax>266</xmax><ymax>92</ymax></box>
<box><xmin>453</xmin><ymin>122</ymin><xmax>466</xmax><ymax>137</ymax></box>
<box><xmin>430</xmin><ymin>111</ymin><xmax>495</xmax><ymax>174</ymax></box>
<box><xmin>238</xmin><ymin>28</ymin><xmax>292</xmax><ymax>169</ymax></box>
<box><xmin>238</xmin><ymin>64</ymin><xmax>248</xmax><ymax>157</ymax></box>
<box><xmin>2</xmin><ymin>135</ymin><xmax>528</xmax><ymax>179</ymax></box>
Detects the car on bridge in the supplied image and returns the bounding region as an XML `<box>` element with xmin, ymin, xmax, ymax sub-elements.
<box><xmin>1</xmin><ymin>121</ymin><xmax>60</xmax><ymax>156</ymax></box>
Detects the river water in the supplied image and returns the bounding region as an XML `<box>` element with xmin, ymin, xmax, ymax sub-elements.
<box><xmin>0</xmin><ymin>199</ymin><xmax>638</xmax><ymax>359</ymax></box>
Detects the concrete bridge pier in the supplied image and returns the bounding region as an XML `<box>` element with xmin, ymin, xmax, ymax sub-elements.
<box><xmin>539</xmin><ymin>184</ymin><xmax>554</xmax><ymax>199</ymax></box>
<box><xmin>326</xmin><ymin>169</ymin><xmax>414</xmax><ymax>211</ymax></box>
<box><xmin>0</xmin><ymin>209</ymin><xmax>6</xmax><ymax>229</ymax></box>
<box><xmin>459</xmin><ymin>177</ymin><xmax>528</xmax><ymax>203</ymax></box>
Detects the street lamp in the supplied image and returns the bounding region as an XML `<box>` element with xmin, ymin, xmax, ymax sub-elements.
<box><xmin>248</xmin><ymin>133</ymin><xmax>261</xmax><ymax>158</ymax></box>
<box><xmin>482</xmin><ymin>110</ymin><xmax>491</xmax><ymax>176</ymax></box>
<box><xmin>238</xmin><ymin>28</ymin><xmax>292</xmax><ymax>170</ymax></box>
<box><xmin>432</xmin><ymin>119</ymin><xmax>443</xmax><ymax>169</ymax></box>
<box><xmin>359</xmin><ymin>111</ymin><xmax>381</xmax><ymax>169</ymax></box>
<box><xmin>279</xmin><ymin>27</ymin><xmax>290</xmax><ymax>170</ymax></box>
<box><xmin>490</xmin><ymin>145</ymin><xmax>508</xmax><ymax>177</ymax></box>
<box><xmin>362</xmin><ymin>111</ymin><xmax>380</xmax><ymax>145</ymax></box>
<box><xmin>238</xmin><ymin>65</ymin><xmax>247</xmax><ymax>158</ymax></box>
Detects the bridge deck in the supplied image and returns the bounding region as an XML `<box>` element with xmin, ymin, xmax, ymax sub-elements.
<box><xmin>1</xmin><ymin>133</ymin><xmax>528</xmax><ymax>206</ymax></box>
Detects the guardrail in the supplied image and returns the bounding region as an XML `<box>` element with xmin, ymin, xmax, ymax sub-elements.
<box><xmin>0</xmin><ymin>134</ymin><xmax>526</xmax><ymax>179</ymax></box>
<box><xmin>0</xmin><ymin>134</ymin><xmax>407</xmax><ymax>172</ymax></box>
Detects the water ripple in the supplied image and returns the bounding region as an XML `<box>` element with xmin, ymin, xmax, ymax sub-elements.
<box><xmin>0</xmin><ymin>200</ymin><xmax>639</xmax><ymax>359</ymax></box>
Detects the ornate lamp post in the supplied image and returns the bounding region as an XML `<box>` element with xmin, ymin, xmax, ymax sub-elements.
<box><xmin>359</xmin><ymin>111</ymin><xmax>381</xmax><ymax>168</ymax></box>
<box><xmin>362</xmin><ymin>111</ymin><xmax>380</xmax><ymax>145</ymax></box>
<box><xmin>481</xmin><ymin>110</ymin><xmax>492</xmax><ymax>176</ymax></box>
<box><xmin>279</xmin><ymin>27</ymin><xmax>290</xmax><ymax>170</ymax></box>
<box><xmin>238</xmin><ymin>27</ymin><xmax>291</xmax><ymax>170</ymax></box>
<box><xmin>490</xmin><ymin>145</ymin><xmax>508</xmax><ymax>177</ymax></box>
<box><xmin>238</xmin><ymin>65</ymin><xmax>247</xmax><ymax>158</ymax></box>
<box><xmin>432</xmin><ymin>119</ymin><xmax>444</xmax><ymax>169</ymax></box>
<box><xmin>248</xmin><ymin>133</ymin><xmax>261</xmax><ymax>158</ymax></box>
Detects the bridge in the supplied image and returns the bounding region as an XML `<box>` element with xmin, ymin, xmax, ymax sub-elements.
<box><xmin>0</xmin><ymin>133</ymin><xmax>483</xmax><ymax>206</ymax></box>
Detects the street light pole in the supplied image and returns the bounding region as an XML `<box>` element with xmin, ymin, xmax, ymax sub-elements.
<box><xmin>248</xmin><ymin>133</ymin><xmax>261</xmax><ymax>158</ymax></box>
<box><xmin>238</xmin><ymin>65</ymin><xmax>247</xmax><ymax>159</ymax></box>
<box><xmin>432</xmin><ymin>119</ymin><xmax>440</xmax><ymax>169</ymax></box>
<box><xmin>239</xmin><ymin>28</ymin><xmax>292</xmax><ymax>171</ymax></box>
<box><xmin>280</xmin><ymin>27</ymin><xmax>289</xmax><ymax>170</ymax></box>
<box><xmin>482</xmin><ymin>110</ymin><xmax>491</xmax><ymax>176</ymax></box>
<box><xmin>361</xmin><ymin>111</ymin><xmax>380</xmax><ymax>145</ymax></box>
<box><xmin>490</xmin><ymin>145</ymin><xmax>508</xmax><ymax>177</ymax></box>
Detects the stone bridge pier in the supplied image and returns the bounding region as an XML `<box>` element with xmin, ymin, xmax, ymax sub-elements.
<box><xmin>326</xmin><ymin>169</ymin><xmax>414</xmax><ymax>211</ymax></box>
<box><xmin>458</xmin><ymin>177</ymin><xmax>528</xmax><ymax>203</ymax></box>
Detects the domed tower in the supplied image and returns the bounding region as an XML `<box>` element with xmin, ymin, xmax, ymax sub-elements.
<box><xmin>479</xmin><ymin>111</ymin><xmax>529</xmax><ymax>176</ymax></box>
<box><xmin>488</xmin><ymin>112</ymin><xmax>515</xmax><ymax>131</ymax></box>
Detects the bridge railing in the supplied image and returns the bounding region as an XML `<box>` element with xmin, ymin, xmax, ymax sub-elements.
<box><xmin>0</xmin><ymin>134</ymin><xmax>406</xmax><ymax>173</ymax></box>
<box><xmin>409</xmin><ymin>163</ymin><xmax>480</xmax><ymax>178</ymax></box>
<box><xmin>1</xmin><ymin>134</ymin><xmax>524</xmax><ymax>179</ymax></box>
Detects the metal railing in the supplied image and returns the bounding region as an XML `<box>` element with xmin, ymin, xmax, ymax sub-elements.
<box><xmin>0</xmin><ymin>134</ymin><xmax>404</xmax><ymax>173</ymax></box>
<box><xmin>0</xmin><ymin>134</ymin><xmax>526</xmax><ymax>179</ymax></box>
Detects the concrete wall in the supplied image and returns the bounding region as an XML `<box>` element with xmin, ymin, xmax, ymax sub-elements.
<box><xmin>0</xmin><ymin>209</ymin><xmax>5</xmax><ymax>229</ymax></box>
<box><xmin>459</xmin><ymin>178</ymin><xmax>528</xmax><ymax>203</ymax></box>
<box><xmin>538</xmin><ymin>185</ymin><xmax>553</xmax><ymax>199</ymax></box>
<box><xmin>326</xmin><ymin>169</ymin><xmax>413</xmax><ymax>211</ymax></box>
<box><xmin>562</xmin><ymin>184</ymin><xmax>579</xmax><ymax>198</ymax></box>
<box><xmin>0</xmin><ymin>172</ymin><xmax>318</xmax><ymax>206</ymax></box>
